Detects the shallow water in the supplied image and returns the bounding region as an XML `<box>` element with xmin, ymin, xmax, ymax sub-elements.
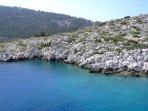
<box><xmin>0</xmin><ymin>60</ymin><xmax>148</xmax><ymax>111</ymax></box>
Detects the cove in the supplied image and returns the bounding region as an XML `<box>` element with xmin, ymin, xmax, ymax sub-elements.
<box><xmin>0</xmin><ymin>60</ymin><xmax>148</xmax><ymax>111</ymax></box>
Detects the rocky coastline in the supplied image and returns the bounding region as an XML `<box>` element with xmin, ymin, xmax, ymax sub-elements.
<box><xmin>0</xmin><ymin>14</ymin><xmax>148</xmax><ymax>77</ymax></box>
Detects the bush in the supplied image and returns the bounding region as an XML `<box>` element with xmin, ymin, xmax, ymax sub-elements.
<box><xmin>126</xmin><ymin>39</ymin><xmax>138</xmax><ymax>45</ymax></box>
<box><xmin>130</xmin><ymin>30</ymin><xmax>141</xmax><ymax>35</ymax></box>
<box><xmin>95</xmin><ymin>38</ymin><xmax>102</xmax><ymax>43</ymax></box>
<box><xmin>95</xmin><ymin>22</ymin><xmax>106</xmax><ymax>26</ymax></box>
<box><xmin>68</xmin><ymin>37</ymin><xmax>76</xmax><ymax>43</ymax></box>
<box><xmin>136</xmin><ymin>17</ymin><xmax>143</xmax><ymax>24</ymax></box>
<box><xmin>0</xmin><ymin>44</ymin><xmax>5</xmax><ymax>49</ymax></box>
<box><xmin>78</xmin><ymin>38</ymin><xmax>85</xmax><ymax>43</ymax></box>
<box><xmin>91</xmin><ymin>51</ymin><xmax>105</xmax><ymax>56</ymax></box>
<box><xmin>120</xmin><ymin>21</ymin><xmax>128</xmax><ymax>25</ymax></box>
<box><xmin>108</xmin><ymin>21</ymin><xmax>115</xmax><ymax>26</ymax></box>
<box><xmin>84</xmin><ymin>28</ymin><xmax>92</xmax><ymax>32</ymax></box>
<box><xmin>131</xmin><ymin>26</ymin><xmax>141</xmax><ymax>31</ymax></box>
<box><xmin>124</xmin><ymin>16</ymin><xmax>130</xmax><ymax>19</ymax></box>
<box><xmin>70</xmin><ymin>34</ymin><xmax>77</xmax><ymax>38</ymax></box>
<box><xmin>35</xmin><ymin>32</ymin><xmax>46</xmax><ymax>37</ymax></box>
<box><xmin>104</xmin><ymin>36</ymin><xmax>125</xmax><ymax>44</ymax></box>
<box><xmin>119</xmin><ymin>33</ymin><xmax>127</xmax><ymax>37</ymax></box>
<box><xmin>16</xmin><ymin>41</ymin><xmax>26</xmax><ymax>47</ymax></box>
<box><xmin>115</xmin><ymin>19</ymin><xmax>121</xmax><ymax>22</ymax></box>
<box><xmin>126</xmin><ymin>44</ymin><xmax>148</xmax><ymax>50</ymax></box>
<box><xmin>142</xmin><ymin>38</ymin><xmax>148</xmax><ymax>42</ymax></box>
<box><xmin>115</xmin><ymin>48</ymin><xmax>122</xmax><ymax>53</ymax></box>
<box><xmin>100</xmin><ymin>31</ymin><xmax>109</xmax><ymax>36</ymax></box>
<box><xmin>39</xmin><ymin>42</ymin><xmax>51</xmax><ymax>49</ymax></box>
<box><xmin>113</xmin><ymin>28</ymin><xmax>120</xmax><ymax>32</ymax></box>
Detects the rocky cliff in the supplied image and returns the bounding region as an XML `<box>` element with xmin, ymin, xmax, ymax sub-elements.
<box><xmin>0</xmin><ymin>14</ymin><xmax>148</xmax><ymax>77</ymax></box>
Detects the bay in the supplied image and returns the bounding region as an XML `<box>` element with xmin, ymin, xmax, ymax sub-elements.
<box><xmin>0</xmin><ymin>60</ymin><xmax>148</xmax><ymax>111</ymax></box>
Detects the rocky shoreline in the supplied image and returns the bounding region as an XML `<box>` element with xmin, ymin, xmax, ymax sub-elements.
<box><xmin>0</xmin><ymin>38</ymin><xmax>148</xmax><ymax>77</ymax></box>
<box><xmin>0</xmin><ymin>52</ymin><xmax>148</xmax><ymax>77</ymax></box>
<box><xmin>0</xmin><ymin>14</ymin><xmax>148</xmax><ymax>77</ymax></box>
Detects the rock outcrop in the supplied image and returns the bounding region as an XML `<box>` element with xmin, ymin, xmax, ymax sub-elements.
<box><xmin>0</xmin><ymin>14</ymin><xmax>148</xmax><ymax>77</ymax></box>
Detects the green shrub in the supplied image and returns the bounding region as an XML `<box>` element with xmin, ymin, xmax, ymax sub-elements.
<box><xmin>95</xmin><ymin>22</ymin><xmax>106</xmax><ymax>26</ymax></box>
<box><xmin>35</xmin><ymin>32</ymin><xmax>46</xmax><ymax>37</ymax></box>
<box><xmin>115</xmin><ymin>48</ymin><xmax>122</xmax><ymax>53</ymax></box>
<box><xmin>104</xmin><ymin>36</ymin><xmax>125</xmax><ymax>44</ymax></box>
<box><xmin>59</xmin><ymin>33</ymin><xmax>67</xmax><ymax>36</ymax></box>
<box><xmin>16</xmin><ymin>41</ymin><xmax>26</xmax><ymax>47</ymax></box>
<box><xmin>100</xmin><ymin>31</ymin><xmax>109</xmax><ymax>36</ymax></box>
<box><xmin>78</xmin><ymin>38</ymin><xmax>85</xmax><ymax>43</ymax></box>
<box><xmin>43</xmin><ymin>37</ymin><xmax>48</xmax><ymax>41</ymax></box>
<box><xmin>70</xmin><ymin>34</ymin><xmax>77</xmax><ymax>38</ymax></box>
<box><xmin>39</xmin><ymin>42</ymin><xmax>51</xmax><ymax>49</ymax></box>
<box><xmin>97</xmin><ymin>30</ymin><xmax>101</xmax><ymax>33</ymax></box>
<box><xmin>91</xmin><ymin>51</ymin><xmax>105</xmax><ymax>56</ymax></box>
<box><xmin>113</xmin><ymin>28</ymin><xmax>120</xmax><ymax>32</ymax></box>
<box><xmin>115</xmin><ymin>19</ymin><xmax>121</xmax><ymax>22</ymax></box>
<box><xmin>124</xmin><ymin>16</ymin><xmax>130</xmax><ymax>19</ymax></box>
<box><xmin>0</xmin><ymin>44</ymin><xmax>5</xmax><ymax>49</ymax></box>
<box><xmin>130</xmin><ymin>30</ymin><xmax>141</xmax><ymax>35</ymax></box>
<box><xmin>108</xmin><ymin>21</ymin><xmax>115</xmax><ymax>26</ymax></box>
<box><xmin>136</xmin><ymin>17</ymin><xmax>143</xmax><ymax>24</ymax></box>
<box><xmin>67</xmin><ymin>37</ymin><xmax>76</xmax><ymax>43</ymax></box>
<box><xmin>95</xmin><ymin>38</ymin><xmax>102</xmax><ymax>43</ymax></box>
<box><xmin>120</xmin><ymin>21</ymin><xmax>128</xmax><ymax>25</ymax></box>
<box><xmin>126</xmin><ymin>44</ymin><xmax>148</xmax><ymax>50</ymax></box>
<box><xmin>0</xmin><ymin>44</ymin><xmax>5</xmax><ymax>52</ymax></box>
<box><xmin>131</xmin><ymin>26</ymin><xmax>141</xmax><ymax>31</ymax></box>
<box><xmin>124</xmin><ymin>42</ymin><xmax>148</xmax><ymax>50</ymax></box>
<box><xmin>125</xmin><ymin>39</ymin><xmax>138</xmax><ymax>46</ymax></box>
<box><xmin>119</xmin><ymin>33</ymin><xmax>127</xmax><ymax>37</ymax></box>
<box><xmin>84</xmin><ymin>28</ymin><xmax>92</xmax><ymax>32</ymax></box>
<box><xmin>142</xmin><ymin>38</ymin><xmax>148</xmax><ymax>42</ymax></box>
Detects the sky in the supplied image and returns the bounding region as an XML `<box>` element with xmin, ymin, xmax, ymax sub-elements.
<box><xmin>0</xmin><ymin>0</ymin><xmax>148</xmax><ymax>21</ymax></box>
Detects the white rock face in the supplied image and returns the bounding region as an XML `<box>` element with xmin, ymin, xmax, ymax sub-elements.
<box><xmin>1</xmin><ymin>14</ymin><xmax>148</xmax><ymax>76</ymax></box>
<box><xmin>143</xmin><ymin>62</ymin><xmax>148</xmax><ymax>70</ymax></box>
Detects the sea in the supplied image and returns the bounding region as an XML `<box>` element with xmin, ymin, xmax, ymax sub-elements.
<box><xmin>0</xmin><ymin>60</ymin><xmax>148</xmax><ymax>111</ymax></box>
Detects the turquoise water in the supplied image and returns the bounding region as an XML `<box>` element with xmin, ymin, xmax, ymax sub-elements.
<box><xmin>0</xmin><ymin>60</ymin><xmax>148</xmax><ymax>111</ymax></box>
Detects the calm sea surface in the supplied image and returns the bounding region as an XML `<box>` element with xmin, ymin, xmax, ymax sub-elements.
<box><xmin>0</xmin><ymin>60</ymin><xmax>148</xmax><ymax>111</ymax></box>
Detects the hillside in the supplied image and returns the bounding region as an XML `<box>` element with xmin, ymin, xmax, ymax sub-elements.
<box><xmin>0</xmin><ymin>5</ymin><xmax>93</xmax><ymax>42</ymax></box>
<box><xmin>0</xmin><ymin>14</ymin><xmax>148</xmax><ymax>76</ymax></box>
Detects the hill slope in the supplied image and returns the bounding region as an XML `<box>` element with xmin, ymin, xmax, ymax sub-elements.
<box><xmin>0</xmin><ymin>14</ymin><xmax>148</xmax><ymax>76</ymax></box>
<box><xmin>0</xmin><ymin>6</ymin><xmax>93</xmax><ymax>41</ymax></box>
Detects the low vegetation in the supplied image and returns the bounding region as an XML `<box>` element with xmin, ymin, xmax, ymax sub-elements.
<box><xmin>104</xmin><ymin>36</ymin><xmax>126</xmax><ymax>44</ymax></box>
<box><xmin>91</xmin><ymin>51</ymin><xmax>105</xmax><ymax>56</ymax></box>
<box><xmin>16</xmin><ymin>41</ymin><xmax>27</xmax><ymax>47</ymax></box>
<box><xmin>130</xmin><ymin>30</ymin><xmax>141</xmax><ymax>35</ymax></box>
<box><xmin>35</xmin><ymin>32</ymin><xmax>49</xmax><ymax>37</ymax></box>
<box><xmin>95</xmin><ymin>38</ymin><xmax>102</xmax><ymax>43</ymax></box>
<box><xmin>39</xmin><ymin>42</ymin><xmax>51</xmax><ymax>49</ymax></box>
<box><xmin>0</xmin><ymin>44</ymin><xmax>5</xmax><ymax>49</ymax></box>
<box><xmin>120</xmin><ymin>20</ymin><xmax>128</xmax><ymax>25</ymax></box>
<box><xmin>126</xmin><ymin>44</ymin><xmax>148</xmax><ymax>50</ymax></box>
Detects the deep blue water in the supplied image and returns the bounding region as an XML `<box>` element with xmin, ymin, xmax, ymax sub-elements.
<box><xmin>0</xmin><ymin>60</ymin><xmax>148</xmax><ymax>111</ymax></box>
